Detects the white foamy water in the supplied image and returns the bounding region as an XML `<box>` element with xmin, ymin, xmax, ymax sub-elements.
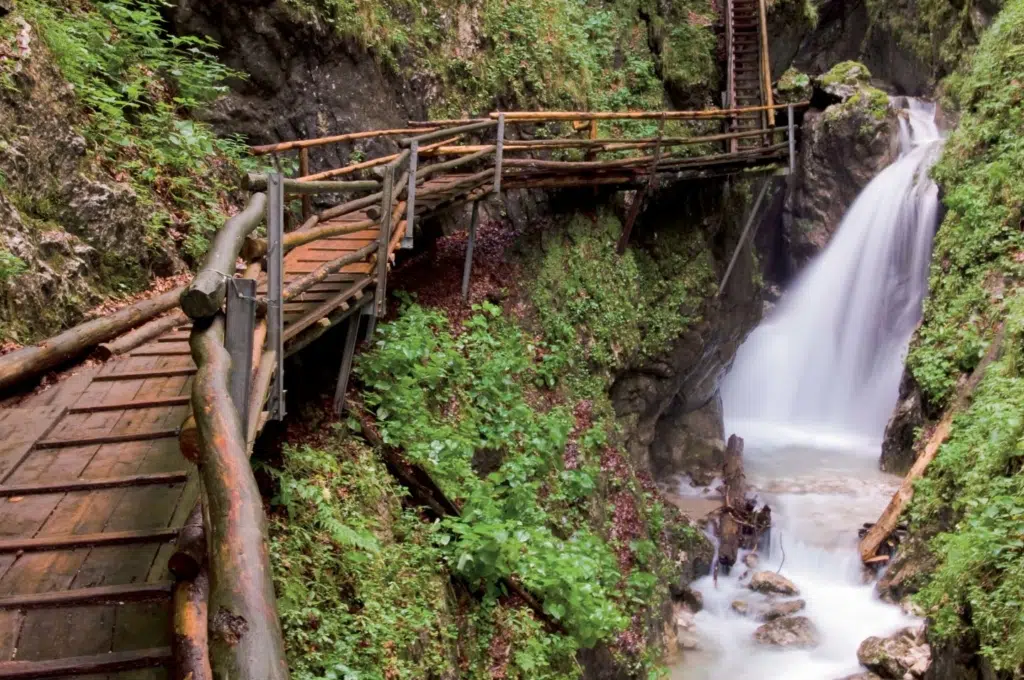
<box><xmin>673</xmin><ymin>99</ymin><xmax>944</xmax><ymax>680</ymax></box>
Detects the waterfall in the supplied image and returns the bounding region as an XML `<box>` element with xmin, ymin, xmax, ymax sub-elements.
<box><xmin>673</xmin><ymin>99</ymin><xmax>945</xmax><ymax>680</ymax></box>
<box><xmin>722</xmin><ymin>98</ymin><xmax>944</xmax><ymax>450</ymax></box>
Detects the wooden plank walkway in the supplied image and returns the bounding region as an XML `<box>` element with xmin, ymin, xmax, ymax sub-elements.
<box><xmin>0</xmin><ymin>171</ymin><xmax>444</xmax><ymax>677</ymax></box>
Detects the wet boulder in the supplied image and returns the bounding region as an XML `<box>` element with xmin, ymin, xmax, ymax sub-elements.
<box><xmin>857</xmin><ymin>627</ymin><xmax>931</xmax><ymax>678</ymax></box>
<box><xmin>835</xmin><ymin>673</ymin><xmax>884</xmax><ymax>680</ymax></box>
<box><xmin>749</xmin><ymin>571</ymin><xmax>800</xmax><ymax>595</ymax></box>
<box><xmin>730</xmin><ymin>598</ymin><xmax>806</xmax><ymax>621</ymax></box>
<box><xmin>753</xmin><ymin>615</ymin><xmax>820</xmax><ymax>648</ymax></box>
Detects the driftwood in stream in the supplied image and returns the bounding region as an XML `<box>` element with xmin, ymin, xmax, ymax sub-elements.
<box><xmin>189</xmin><ymin>315</ymin><xmax>288</xmax><ymax>680</ymax></box>
<box><xmin>180</xmin><ymin>193</ymin><xmax>267</xmax><ymax>319</ymax></box>
<box><xmin>355</xmin><ymin>411</ymin><xmax>560</xmax><ymax>630</ymax></box>
<box><xmin>716</xmin><ymin>434</ymin><xmax>771</xmax><ymax>574</ymax></box>
<box><xmin>0</xmin><ymin>286</ymin><xmax>184</xmax><ymax>393</ymax></box>
<box><xmin>172</xmin><ymin>568</ymin><xmax>213</xmax><ymax>680</ymax></box>
<box><xmin>860</xmin><ymin>324</ymin><xmax>1006</xmax><ymax>563</ymax></box>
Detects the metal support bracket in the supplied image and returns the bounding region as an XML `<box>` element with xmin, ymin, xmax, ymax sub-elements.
<box><xmin>225</xmin><ymin>278</ymin><xmax>256</xmax><ymax>429</ymax></box>
<box><xmin>332</xmin><ymin>315</ymin><xmax>362</xmax><ymax>416</ymax></box>
<box><xmin>787</xmin><ymin>103</ymin><xmax>796</xmax><ymax>176</ymax></box>
<box><xmin>267</xmin><ymin>173</ymin><xmax>286</xmax><ymax>421</ymax></box>
<box><xmin>462</xmin><ymin>201</ymin><xmax>480</xmax><ymax>302</ymax></box>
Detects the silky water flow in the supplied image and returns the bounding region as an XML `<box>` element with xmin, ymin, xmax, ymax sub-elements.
<box><xmin>673</xmin><ymin>98</ymin><xmax>944</xmax><ymax>679</ymax></box>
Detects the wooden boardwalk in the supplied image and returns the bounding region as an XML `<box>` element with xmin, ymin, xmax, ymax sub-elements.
<box><xmin>0</xmin><ymin>172</ymin><xmax>474</xmax><ymax>677</ymax></box>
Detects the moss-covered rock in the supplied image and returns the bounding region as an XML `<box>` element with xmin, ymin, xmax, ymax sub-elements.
<box><xmin>775</xmin><ymin>67</ymin><xmax>812</xmax><ymax>104</ymax></box>
<box><xmin>788</xmin><ymin>62</ymin><xmax>898</xmax><ymax>264</ymax></box>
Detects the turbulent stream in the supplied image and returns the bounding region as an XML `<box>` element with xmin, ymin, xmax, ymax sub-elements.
<box><xmin>672</xmin><ymin>99</ymin><xmax>944</xmax><ymax>679</ymax></box>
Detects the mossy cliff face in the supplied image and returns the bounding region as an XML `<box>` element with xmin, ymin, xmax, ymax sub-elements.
<box><xmin>769</xmin><ymin>0</ymin><xmax>1001</xmax><ymax>95</ymax></box>
<box><xmin>172</xmin><ymin>0</ymin><xmax>720</xmax><ymax>155</ymax></box>
<box><xmin>876</xmin><ymin>0</ymin><xmax>1024</xmax><ymax>675</ymax></box>
<box><xmin>0</xmin><ymin>2</ymin><xmax>257</xmax><ymax>344</ymax></box>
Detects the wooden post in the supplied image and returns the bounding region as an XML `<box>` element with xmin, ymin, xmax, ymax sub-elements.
<box><xmin>374</xmin><ymin>164</ymin><xmax>395</xmax><ymax>317</ymax></box>
<box><xmin>225</xmin><ymin>278</ymin><xmax>256</xmax><ymax>427</ymax></box>
<box><xmin>172</xmin><ymin>568</ymin><xmax>212</xmax><ymax>680</ymax></box>
<box><xmin>726</xmin><ymin>0</ymin><xmax>737</xmax><ymax>153</ymax></box>
<box><xmin>758</xmin><ymin>0</ymin><xmax>776</xmax><ymax>130</ymax></box>
<box><xmin>298</xmin><ymin>148</ymin><xmax>311</xmax><ymax>220</ymax></box>
<box><xmin>405</xmin><ymin>141</ymin><xmax>418</xmax><ymax>249</ymax></box>
<box><xmin>267</xmin><ymin>174</ymin><xmax>285</xmax><ymax>421</ymax></box>
<box><xmin>493</xmin><ymin>113</ymin><xmax>505</xmax><ymax>195</ymax></box>
<box><xmin>332</xmin><ymin>316</ymin><xmax>362</xmax><ymax>415</ymax></box>
<box><xmin>462</xmin><ymin>201</ymin><xmax>480</xmax><ymax>302</ymax></box>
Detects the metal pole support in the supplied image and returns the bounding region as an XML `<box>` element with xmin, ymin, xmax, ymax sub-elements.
<box><xmin>267</xmin><ymin>173</ymin><xmax>286</xmax><ymax>421</ymax></box>
<box><xmin>332</xmin><ymin>315</ymin><xmax>362</xmax><ymax>416</ymax></box>
<box><xmin>225</xmin><ymin>278</ymin><xmax>256</xmax><ymax>429</ymax></box>
<box><xmin>462</xmin><ymin>201</ymin><xmax>480</xmax><ymax>302</ymax></box>
<box><xmin>493</xmin><ymin>113</ymin><xmax>505</xmax><ymax>194</ymax></box>
<box><xmin>787</xmin><ymin>103</ymin><xmax>796</xmax><ymax>176</ymax></box>
<box><xmin>404</xmin><ymin>141</ymin><xmax>418</xmax><ymax>249</ymax></box>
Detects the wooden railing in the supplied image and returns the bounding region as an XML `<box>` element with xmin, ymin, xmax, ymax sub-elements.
<box><xmin>172</xmin><ymin>102</ymin><xmax>807</xmax><ymax>680</ymax></box>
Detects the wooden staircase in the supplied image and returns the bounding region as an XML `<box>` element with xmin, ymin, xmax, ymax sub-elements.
<box><xmin>725</xmin><ymin>0</ymin><xmax>775</xmax><ymax>150</ymax></box>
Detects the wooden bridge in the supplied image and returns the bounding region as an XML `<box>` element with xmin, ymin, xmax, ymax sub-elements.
<box><xmin>0</xmin><ymin>72</ymin><xmax>805</xmax><ymax>679</ymax></box>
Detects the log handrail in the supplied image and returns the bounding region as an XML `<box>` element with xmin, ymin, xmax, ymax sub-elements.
<box><xmin>249</xmin><ymin>127</ymin><xmax>437</xmax><ymax>155</ymax></box>
<box><xmin>180</xmin><ymin>193</ymin><xmax>267</xmax><ymax>320</ymax></box>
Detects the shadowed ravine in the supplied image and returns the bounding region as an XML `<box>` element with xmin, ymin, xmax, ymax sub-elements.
<box><xmin>674</xmin><ymin>99</ymin><xmax>944</xmax><ymax>679</ymax></box>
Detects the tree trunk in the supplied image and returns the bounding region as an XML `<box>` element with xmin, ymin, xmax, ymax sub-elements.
<box><xmin>0</xmin><ymin>286</ymin><xmax>184</xmax><ymax>393</ymax></box>
<box><xmin>96</xmin><ymin>310</ymin><xmax>188</xmax><ymax>360</ymax></box>
<box><xmin>718</xmin><ymin>434</ymin><xmax>747</xmax><ymax>571</ymax></box>
<box><xmin>189</xmin><ymin>315</ymin><xmax>288</xmax><ymax>680</ymax></box>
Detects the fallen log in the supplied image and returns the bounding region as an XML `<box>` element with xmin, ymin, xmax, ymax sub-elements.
<box><xmin>860</xmin><ymin>325</ymin><xmax>1006</xmax><ymax>563</ymax></box>
<box><xmin>172</xmin><ymin>568</ymin><xmax>212</xmax><ymax>680</ymax></box>
<box><xmin>717</xmin><ymin>434</ymin><xmax>747</xmax><ymax>571</ymax></box>
<box><xmin>189</xmin><ymin>315</ymin><xmax>288</xmax><ymax>680</ymax></box>
<box><xmin>180</xmin><ymin>193</ymin><xmax>267</xmax><ymax>320</ymax></box>
<box><xmin>0</xmin><ymin>286</ymin><xmax>185</xmax><ymax>393</ymax></box>
<box><xmin>95</xmin><ymin>310</ymin><xmax>189</xmax><ymax>361</ymax></box>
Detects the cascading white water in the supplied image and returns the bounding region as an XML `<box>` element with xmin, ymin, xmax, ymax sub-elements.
<box><xmin>672</xmin><ymin>99</ymin><xmax>944</xmax><ymax>680</ymax></box>
<box><xmin>722</xmin><ymin>98</ymin><xmax>943</xmax><ymax>450</ymax></box>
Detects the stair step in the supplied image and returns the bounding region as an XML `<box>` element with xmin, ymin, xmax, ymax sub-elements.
<box><xmin>0</xmin><ymin>582</ymin><xmax>173</xmax><ymax>610</ymax></box>
<box><xmin>0</xmin><ymin>648</ymin><xmax>171</xmax><ymax>679</ymax></box>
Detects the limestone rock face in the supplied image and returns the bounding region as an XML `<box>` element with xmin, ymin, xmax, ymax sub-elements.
<box><xmin>857</xmin><ymin>627</ymin><xmax>931</xmax><ymax>679</ymax></box>
<box><xmin>753</xmin><ymin>615</ymin><xmax>820</xmax><ymax>648</ymax></box>
<box><xmin>788</xmin><ymin>62</ymin><xmax>900</xmax><ymax>266</ymax></box>
<box><xmin>749</xmin><ymin>571</ymin><xmax>800</xmax><ymax>596</ymax></box>
<box><xmin>881</xmin><ymin>369</ymin><xmax>925</xmax><ymax>475</ymax></box>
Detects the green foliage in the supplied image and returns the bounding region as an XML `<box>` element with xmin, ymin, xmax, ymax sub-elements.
<box><xmin>911</xmin><ymin>296</ymin><xmax>1024</xmax><ymax>671</ymax></box>
<box><xmin>0</xmin><ymin>248</ymin><xmax>26</xmax><ymax>282</ymax></box>
<box><xmin>356</xmin><ymin>300</ymin><xmax>633</xmax><ymax>649</ymax></box>
<box><xmin>284</xmin><ymin>0</ymin><xmax>718</xmax><ymax>116</ymax></box>
<box><xmin>269</xmin><ymin>439</ymin><xmax>460</xmax><ymax>680</ymax></box>
<box><xmin>529</xmin><ymin>212</ymin><xmax>715</xmax><ymax>376</ymax></box>
<box><xmin>11</xmin><ymin>1</ymin><xmax>262</xmax><ymax>262</ymax></box>
<box><xmin>907</xmin><ymin>0</ymin><xmax>1024</xmax><ymax>407</ymax></box>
